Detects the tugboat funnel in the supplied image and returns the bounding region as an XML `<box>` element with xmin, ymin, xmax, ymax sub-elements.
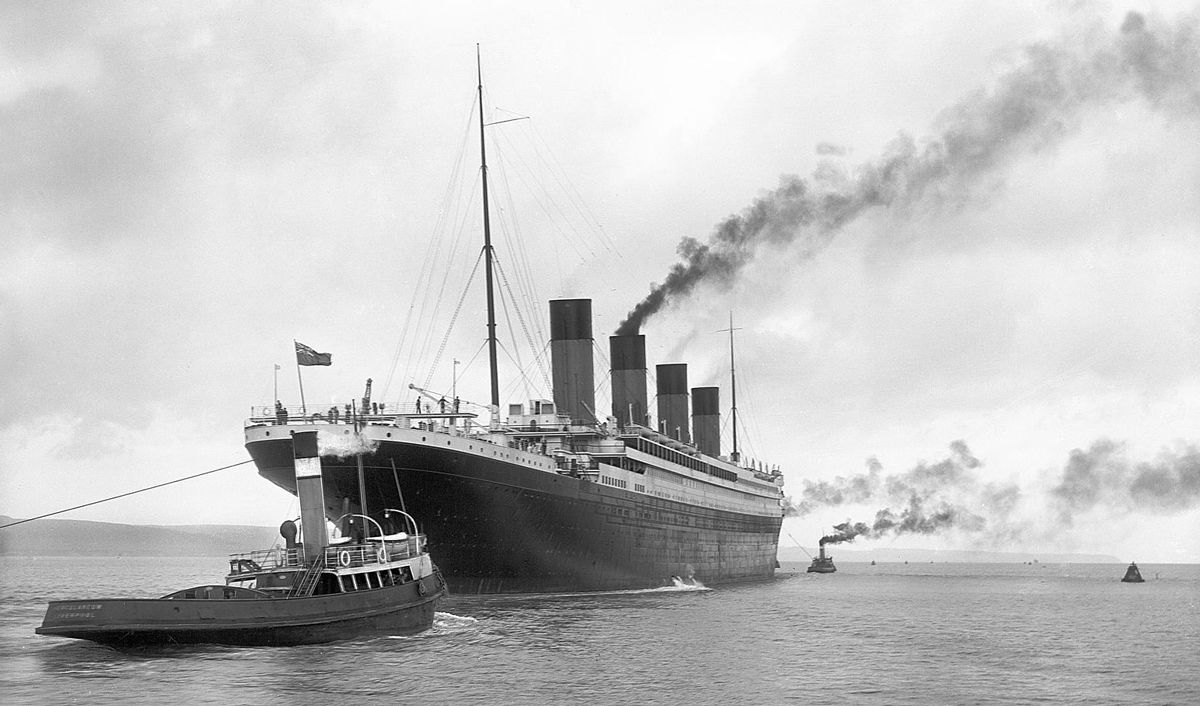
<box><xmin>292</xmin><ymin>429</ymin><xmax>328</xmax><ymax>560</ymax></box>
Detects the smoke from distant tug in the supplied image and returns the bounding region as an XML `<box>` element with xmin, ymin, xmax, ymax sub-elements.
<box><xmin>617</xmin><ymin>11</ymin><xmax>1200</xmax><ymax>335</ymax></box>
<box><xmin>1050</xmin><ymin>438</ymin><xmax>1200</xmax><ymax>524</ymax></box>
<box><xmin>789</xmin><ymin>441</ymin><xmax>998</xmax><ymax>544</ymax></box>
<box><xmin>786</xmin><ymin>438</ymin><xmax>1200</xmax><ymax>545</ymax></box>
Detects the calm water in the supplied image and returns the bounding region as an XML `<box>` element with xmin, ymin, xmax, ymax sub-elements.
<box><xmin>1</xmin><ymin>557</ymin><xmax>1196</xmax><ymax>705</ymax></box>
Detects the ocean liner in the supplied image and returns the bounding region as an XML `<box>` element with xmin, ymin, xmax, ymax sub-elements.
<box><xmin>244</xmin><ymin>53</ymin><xmax>785</xmax><ymax>594</ymax></box>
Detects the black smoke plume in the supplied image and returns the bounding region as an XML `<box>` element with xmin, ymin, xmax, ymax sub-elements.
<box><xmin>820</xmin><ymin>521</ymin><xmax>869</xmax><ymax>546</ymax></box>
<box><xmin>789</xmin><ymin>437</ymin><xmax>1200</xmax><ymax>547</ymax></box>
<box><xmin>617</xmin><ymin>11</ymin><xmax>1200</xmax><ymax>335</ymax></box>
<box><xmin>787</xmin><ymin>440</ymin><xmax>989</xmax><ymax>517</ymax></box>
<box><xmin>1052</xmin><ymin>438</ymin><xmax>1200</xmax><ymax>525</ymax></box>
<box><xmin>794</xmin><ymin>441</ymin><xmax>998</xmax><ymax>544</ymax></box>
<box><xmin>819</xmin><ymin>499</ymin><xmax>986</xmax><ymax>546</ymax></box>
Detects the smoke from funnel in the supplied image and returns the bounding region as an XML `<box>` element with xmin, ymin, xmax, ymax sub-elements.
<box><xmin>820</xmin><ymin>521</ymin><xmax>870</xmax><ymax>546</ymax></box>
<box><xmin>617</xmin><ymin>11</ymin><xmax>1200</xmax><ymax>335</ymax></box>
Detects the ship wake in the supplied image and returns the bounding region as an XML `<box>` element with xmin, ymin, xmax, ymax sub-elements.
<box><xmin>608</xmin><ymin>577</ymin><xmax>712</xmax><ymax>595</ymax></box>
<box><xmin>386</xmin><ymin>612</ymin><xmax>479</xmax><ymax>640</ymax></box>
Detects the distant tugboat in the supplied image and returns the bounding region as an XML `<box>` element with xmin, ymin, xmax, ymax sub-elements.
<box><xmin>807</xmin><ymin>543</ymin><xmax>837</xmax><ymax>574</ymax></box>
<box><xmin>1121</xmin><ymin>561</ymin><xmax>1145</xmax><ymax>583</ymax></box>
<box><xmin>37</xmin><ymin>429</ymin><xmax>446</xmax><ymax>647</ymax></box>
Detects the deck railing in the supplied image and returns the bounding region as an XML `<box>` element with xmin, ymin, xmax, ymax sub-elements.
<box><xmin>228</xmin><ymin>535</ymin><xmax>425</xmax><ymax>577</ymax></box>
<box><xmin>324</xmin><ymin>536</ymin><xmax>425</xmax><ymax>569</ymax></box>
<box><xmin>246</xmin><ymin>405</ymin><xmax>407</xmax><ymax>425</ymax></box>
<box><xmin>227</xmin><ymin>547</ymin><xmax>304</xmax><ymax>575</ymax></box>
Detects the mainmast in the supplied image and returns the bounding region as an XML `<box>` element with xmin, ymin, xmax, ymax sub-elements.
<box><xmin>728</xmin><ymin>312</ymin><xmax>740</xmax><ymax>464</ymax></box>
<box><xmin>477</xmin><ymin>45</ymin><xmax>501</xmax><ymax>427</ymax></box>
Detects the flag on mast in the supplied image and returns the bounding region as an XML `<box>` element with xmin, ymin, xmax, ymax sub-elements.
<box><xmin>295</xmin><ymin>341</ymin><xmax>332</xmax><ymax>366</ymax></box>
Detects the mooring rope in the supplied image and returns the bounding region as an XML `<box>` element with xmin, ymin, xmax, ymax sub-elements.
<box><xmin>0</xmin><ymin>459</ymin><xmax>255</xmax><ymax>530</ymax></box>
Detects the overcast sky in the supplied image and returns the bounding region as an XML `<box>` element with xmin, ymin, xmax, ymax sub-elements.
<box><xmin>3</xmin><ymin>1</ymin><xmax>1198</xmax><ymax>562</ymax></box>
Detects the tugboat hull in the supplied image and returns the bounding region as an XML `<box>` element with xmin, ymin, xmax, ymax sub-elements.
<box><xmin>37</xmin><ymin>573</ymin><xmax>442</xmax><ymax>648</ymax></box>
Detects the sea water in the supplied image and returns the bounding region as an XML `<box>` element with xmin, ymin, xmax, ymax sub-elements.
<box><xmin>1</xmin><ymin>557</ymin><xmax>1196</xmax><ymax>705</ymax></box>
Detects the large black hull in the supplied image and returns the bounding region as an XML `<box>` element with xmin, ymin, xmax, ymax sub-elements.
<box><xmin>37</xmin><ymin>574</ymin><xmax>443</xmax><ymax>648</ymax></box>
<box><xmin>249</xmin><ymin>435</ymin><xmax>782</xmax><ymax>594</ymax></box>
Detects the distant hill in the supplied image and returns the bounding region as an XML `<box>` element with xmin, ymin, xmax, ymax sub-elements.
<box><xmin>0</xmin><ymin>516</ymin><xmax>279</xmax><ymax>557</ymax></box>
<box><xmin>776</xmin><ymin>545</ymin><xmax>1121</xmax><ymax>564</ymax></box>
<box><xmin>2</xmin><ymin>516</ymin><xmax>1125</xmax><ymax>563</ymax></box>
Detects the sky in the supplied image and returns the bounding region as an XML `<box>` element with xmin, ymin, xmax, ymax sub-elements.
<box><xmin>2</xmin><ymin>1</ymin><xmax>1199</xmax><ymax>562</ymax></box>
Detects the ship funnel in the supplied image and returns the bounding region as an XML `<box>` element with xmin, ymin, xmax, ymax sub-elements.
<box><xmin>549</xmin><ymin>298</ymin><xmax>596</xmax><ymax>425</ymax></box>
<box><xmin>292</xmin><ymin>429</ymin><xmax>328</xmax><ymax>561</ymax></box>
<box><xmin>656</xmin><ymin>363</ymin><xmax>690</xmax><ymax>444</ymax></box>
<box><xmin>609</xmin><ymin>334</ymin><xmax>647</xmax><ymax>427</ymax></box>
<box><xmin>691</xmin><ymin>386</ymin><xmax>720</xmax><ymax>457</ymax></box>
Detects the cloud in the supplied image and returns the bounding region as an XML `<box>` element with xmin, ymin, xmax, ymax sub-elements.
<box><xmin>0</xmin><ymin>4</ymin><xmax>407</xmax><ymax>427</ymax></box>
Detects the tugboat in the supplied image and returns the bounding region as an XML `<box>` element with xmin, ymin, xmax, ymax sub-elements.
<box><xmin>1121</xmin><ymin>561</ymin><xmax>1145</xmax><ymax>583</ymax></box>
<box><xmin>36</xmin><ymin>429</ymin><xmax>446</xmax><ymax>647</ymax></box>
<box><xmin>807</xmin><ymin>543</ymin><xmax>837</xmax><ymax>574</ymax></box>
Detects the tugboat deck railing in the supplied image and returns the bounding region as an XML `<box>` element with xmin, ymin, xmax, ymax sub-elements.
<box><xmin>228</xmin><ymin>547</ymin><xmax>304</xmax><ymax>575</ymax></box>
<box><xmin>325</xmin><ymin>536</ymin><xmax>426</xmax><ymax>570</ymax></box>
<box><xmin>227</xmin><ymin>536</ymin><xmax>427</xmax><ymax>577</ymax></box>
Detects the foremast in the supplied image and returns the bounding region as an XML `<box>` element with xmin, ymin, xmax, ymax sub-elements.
<box><xmin>477</xmin><ymin>45</ymin><xmax>501</xmax><ymax>428</ymax></box>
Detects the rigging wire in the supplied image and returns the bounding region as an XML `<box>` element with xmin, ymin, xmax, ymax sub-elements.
<box><xmin>591</xmin><ymin>338</ymin><xmax>614</xmax><ymax>418</ymax></box>
<box><xmin>523</xmin><ymin>115</ymin><xmax>621</xmax><ymax>253</ymax></box>
<box><xmin>493</xmin><ymin>126</ymin><xmax>597</xmax><ymax>262</ymax></box>
<box><xmin>487</xmin><ymin>131</ymin><xmax>548</xmax><ymax>340</ymax></box>
<box><xmin>382</xmin><ymin>92</ymin><xmax>480</xmax><ymax>401</ymax></box>
<box><xmin>736</xmin><ymin>367</ymin><xmax>765</xmax><ymax>467</ymax></box>
<box><xmin>0</xmin><ymin>460</ymin><xmax>255</xmax><ymax>530</ymax></box>
<box><xmin>409</xmin><ymin>170</ymin><xmax>483</xmax><ymax>395</ymax></box>
<box><xmin>497</xmin><ymin>339</ymin><xmax>555</xmax><ymax>404</ymax></box>
<box><xmin>492</xmin><ymin>253</ymin><xmax>552</xmax><ymax>394</ymax></box>
<box><xmin>494</xmin><ymin>272</ymin><xmax>534</xmax><ymax>405</ymax></box>
<box><xmin>423</xmin><ymin>248</ymin><xmax>485</xmax><ymax>391</ymax></box>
